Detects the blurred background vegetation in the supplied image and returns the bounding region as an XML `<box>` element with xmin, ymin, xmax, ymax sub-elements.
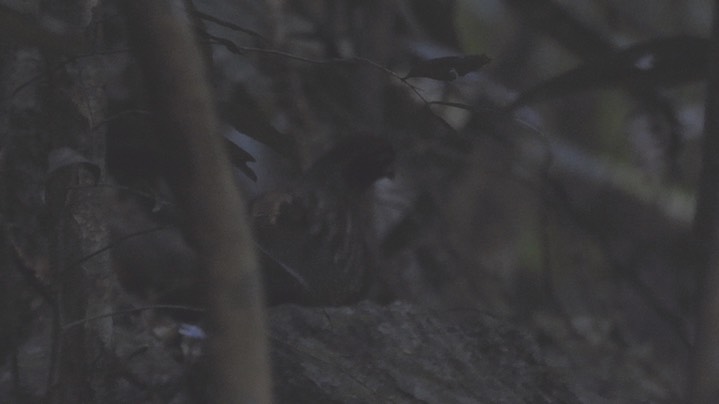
<box><xmin>2</xmin><ymin>0</ymin><xmax>716</xmax><ymax>402</ymax></box>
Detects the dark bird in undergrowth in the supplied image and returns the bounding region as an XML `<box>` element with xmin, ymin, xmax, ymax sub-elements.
<box><xmin>111</xmin><ymin>135</ymin><xmax>395</xmax><ymax>309</ymax></box>
<box><xmin>251</xmin><ymin>135</ymin><xmax>395</xmax><ymax>305</ymax></box>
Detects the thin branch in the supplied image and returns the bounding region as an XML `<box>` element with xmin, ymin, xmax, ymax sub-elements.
<box><xmin>192</xmin><ymin>9</ymin><xmax>267</xmax><ymax>44</ymax></box>
<box><xmin>62</xmin><ymin>304</ymin><xmax>205</xmax><ymax>332</ymax></box>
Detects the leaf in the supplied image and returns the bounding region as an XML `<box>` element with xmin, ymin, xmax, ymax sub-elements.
<box><xmin>221</xmin><ymin>86</ymin><xmax>300</xmax><ymax>168</ymax></box>
<box><xmin>223</xmin><ymin>137</ymin><xmax>257</xmax><ymax>182</ymax></box>
<box><xmin>405</xmin><ymin>54</ymin><xmax>491</xmax><ymax>81</ymax></box>
<box><xmin>47</xmin><ymin>147</ymin><xmax>101</xmax><ymax>181</ymax></box>
<box><xmin>508</xmin><ymin>35</ymin><xmax>710</xmax><ymax>110</ymax></box>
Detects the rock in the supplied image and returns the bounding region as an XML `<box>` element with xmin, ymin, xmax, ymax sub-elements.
<box><xmin>269</xmin><ymin>301</ymin><xmax>579</xmax><ymax>404</ymax></box>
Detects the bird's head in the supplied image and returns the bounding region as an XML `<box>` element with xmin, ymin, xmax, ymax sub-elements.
<box><xmin>306</xmin><ymin>135</ymin><xmax>395</xmax><ymax>192</ymax></box>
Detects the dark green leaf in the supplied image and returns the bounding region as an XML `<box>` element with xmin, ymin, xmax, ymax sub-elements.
<box><xmin>508</xmin><ymin>36</ymin><xmax>710</xmax><ymax>110</ymax></box>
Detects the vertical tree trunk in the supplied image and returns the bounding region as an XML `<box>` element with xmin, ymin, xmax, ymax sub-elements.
<box><xmin>0</xmin><ymin>10</ymin><xmax>49</xmax><ymax>398</ymax></box>
<box><xmin>40</xmin><ymin>2</ymin><xmax>112</xmax><ymax>402</ymax></box>
<box><xmin>690</xmin><ymin>1</ymin><xmax>719</xmax><ymax>403</ymax></box>
<box><xmin>122</xmin><ymin>1</ymin><xmax>272</xmax><ymax>403</ymax></box>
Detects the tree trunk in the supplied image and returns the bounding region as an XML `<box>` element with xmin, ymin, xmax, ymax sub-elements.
<box><xmin>40</xmin><ymin>2</ymin><xmax>112</xmax><ymax>402</ymax></box>
<box><xmin>122</xmin><ymin>1</ymin><xmax>272</xmax><ymax>402</ymax></box>
<box><xmin>690</xmin><ymin>1</ymin><xmax>719</xmax><ymax>403</ymax></box>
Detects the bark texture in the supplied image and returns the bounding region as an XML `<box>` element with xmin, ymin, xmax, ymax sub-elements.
<box><xmin>270</xmin><ymin>302</ymin><xmax>580</xmax><ymax>403</ymax></box>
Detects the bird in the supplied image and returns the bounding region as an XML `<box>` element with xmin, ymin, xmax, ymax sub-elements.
<box><xmin>251</xmin><ymin>135</ymin><xmax>395</xmax><ymax>305</ymax></box>
<box><xmin>110</xmin><ymin>135</ymin><xmax>395</xmax><ymax>308</ymax></box>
